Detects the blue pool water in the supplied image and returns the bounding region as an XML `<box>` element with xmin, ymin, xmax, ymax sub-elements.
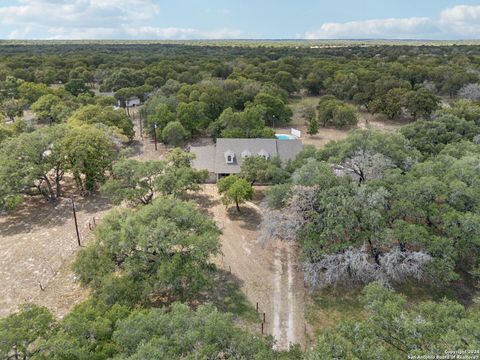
<box><xmin>275</xmin><ymin>134</ymin><xmax>296</xmax><ymax>140</ymax></box>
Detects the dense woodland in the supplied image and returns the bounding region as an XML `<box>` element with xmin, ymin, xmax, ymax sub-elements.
<box><xmin>1</xmin><ymin>42</ymin><xmax>480</xmax><ymax>359</ymax></box>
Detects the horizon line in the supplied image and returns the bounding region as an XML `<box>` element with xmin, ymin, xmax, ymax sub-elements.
<box><xmin>1</xmin><ymin>38</ymin><xmax>480</xmax><ymax>42</ymax></box>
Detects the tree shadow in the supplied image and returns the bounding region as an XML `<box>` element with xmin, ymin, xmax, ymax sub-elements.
<box><xmin>0</xmin><ymin>197</ymin><xmax>68</xmax><ymax>237</ymax></box>
<box><xmin>0</xmin><ymin>194</ymin><xmax>112</xmax><ymax>237</ymax></box>
<box><xmin>127</xmin><ymin>139</ymin><xmax>145</xmax><ymax>157</ymax></box>
<box><xmin>73</xmin><ymin>193</ymin><xmax>112</xmax><ymax>214</ymax></box>
<box><xmin>204</xmin><ymin>268</ymin><xmax>260</xmax><ymax>322</ymax></box>
<box><xmin>226</xmin><ymin>205</ymin><xmax>263</xmax><ymax>231</ymax></box>
<box><xmin>188</xmin><ymin>192</ymin><xmax>221</xmax><ymax>217</ymax></box>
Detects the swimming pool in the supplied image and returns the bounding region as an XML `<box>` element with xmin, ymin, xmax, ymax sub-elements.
<box><xmin>275</xmin><ymin>134</ymin><xmax>297</xmax><ymax>140</ymax></box>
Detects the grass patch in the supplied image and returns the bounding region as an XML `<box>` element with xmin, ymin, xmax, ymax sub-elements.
<box><xmin>288</xmin><ymin>96</ymin><xmax>321</xmax><ymax>127</ymax></box>
<box><xmin>305</xmin><ymin>281</ymin><xmax>468</xmax><ymax>341</ymax></box>
<box><xmin>396</xmin><ymin>282</ymin><xmax>458</xmax><ymax>306</ymax></box>
<box><xmin>306</xmin><ymin>288</ymin><xmax>366</xmax><ymax>338</ymax></box>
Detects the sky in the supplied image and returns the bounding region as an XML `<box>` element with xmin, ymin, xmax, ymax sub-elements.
<box><xmin>0</xmin><ymin>0</ymin><xmax>479</xmax><ymax>40</ymax></box>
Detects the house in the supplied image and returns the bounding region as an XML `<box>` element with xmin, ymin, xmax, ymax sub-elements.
<box><xmin>117</xmin><ymin>96</ymin><xmax>141</xmax><ymax>108</ymax></box>
<box><xmin>190</xmin><ymin>138</ymin><xmax>303</xmax><ymax>182</ymax></box>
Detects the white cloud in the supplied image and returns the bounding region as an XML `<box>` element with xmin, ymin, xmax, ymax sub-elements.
<box><xmin>123</xmin><ymin>26</ymin><xmax>241</xmax><ymax>40</ymax></box>
<box><xmin>0</xmin><ymin>0</ymin><xmax>160</xmax><ymax>28</ymax></box>
<box><xmin>46</xmin><ymin>26</ymin><xmax>242</xmax><ymax>40</ymax></box>
<box><xmin>440</xmin><ymin>5</ymin><xmax>480</xmax><ymax>36</ymax></box>
<box><xmin>7</xmin><ymin>26</ymin><xmax>32</xmax><ymax>39</ymax></box>
<box><xmin>0</xmin><ymin>0</ymin><xmax>241</xmax><ymax>39</ymax></box>
<box><xmin>305</xmin><ymin>5</ymin><xmax>480</xmax><ymax>39</ymax></box>
<box><xmin>306</xmin><ymin>17</ymin><xmax>435</xmax><ymax>39</ymax></box>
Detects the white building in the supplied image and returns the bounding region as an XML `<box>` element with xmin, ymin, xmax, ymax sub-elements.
<box><xmin>118</xmin><ymin>96</ymin><xmax>141</xmax><ymax>108</ymax></box>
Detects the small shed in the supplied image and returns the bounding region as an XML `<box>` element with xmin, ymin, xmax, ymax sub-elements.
<box><xmin>118</xmin><ymin>96</ymin><xmax>141</xmax><ymax>108</ymax></box>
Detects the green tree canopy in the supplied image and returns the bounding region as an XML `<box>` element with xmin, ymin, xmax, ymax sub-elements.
<box><xmin>0</xmin><ymin>304</ymin><xmax>54</xmax><ymax>360</ymax></box>
<box><xmin>401</xmin><ymin>114</ymin><xmax>480</xmax><ymax>157</ymax></box>
<box><xmin>0</xmin><ymin>98</ymin><xmax>26</xmax><ymax>121</ymax></box>
<box><xmin>218</xmin><ymin>175</ymin><xmax>254</xmax><ymax>212</ymax></box>
<box><xmin>253</xmin><ymin>92</ymin><xmax>293</xmax><ymax>127</ymax></box>
<box><xmin>0</xmin><ymin>125</ymin><xmax>66</xmax><ymax>207</ymax></box>
<box><xmin>240</xmin><ymin>156</ymin><xmax>289</xmax><ymax>185</ymax></box>
<box><xmin>405</xmin><ymin>87</ymin><xmax>440</xmax><ymax>120</ymax></box>
<box><xmin>318</xmin><ymin>129</ymin><xmax>418</xmax><ymax>183</ymax></box>
<box><xmin>68</xmin><ymin>104</ymin><xmax>134</xmax><ymax>140</ymax></box>
<box><xmin>17</xmin><ymin>82</ymin><xmax>52</xmax><ymax>105</ymax></box>
<box><xmin>176</xmin><ymin>101</ymin><xmax>209</xmax><ymax>134</ymax></box>
<box><xmin>102</xmin><ymin>149</ymin><xmax>207</xmax><ymax>205</ymax></box>
<box><xmin>112</xmin><ymin>303</ymin><xmax>276</xmax><ymax>359</ymax></box>
<box><xmin>32</xmin><ymin>94</ymin><xmax>72</xmax><ymax>124</ymax></box>
<box><xmin>317</xmin><ymin>96</ymin><xmax>358</xmax><ymax>128</ymax></box>
<box><xmin>65</xmin><ymin>78</ymin><xmax>93</xmax><ymax>97</ymax></box>
<box><xmin>161</xmin><ymin>121</ymin><xmax>188</xmax><ymax>146</ymax></box>
<box><xmin>211</xmin><ymin>106</ymin><xmax>275</xmax><ymax>139</ymax></box>
<box><xmin>307</xmin><ymin>283</ymin><xmax>480</xmax><ymax>359</ymax></box>
<box><xmin>60</xmin><ymin>124</ymin><xmax>116</xmax><ymax>192</ymax></box>
<box><xmin>73</xmin><ymin>197</ymin><xmax>221</xmax><ymax>305</ymax></box>
<box><xmin>101</xmin><ymin>159</ymin><xmax>165</xmax><ymax>205</ymax></box>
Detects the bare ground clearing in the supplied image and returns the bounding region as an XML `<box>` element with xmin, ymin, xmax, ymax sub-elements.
<box><xmin>0</xmin><ymin>195</ymin><xmax>111</xmax><ymax>318</ymax></box>
<box><xmin>0</xmin><ymin>112</ymin><xmax>163</xmax><ymax>319</ymax></box>
<box><xmin>278</xmin><ymin>107</ymin><xmax>406</xmax><ymax>149</ymax></box>
<box><xmin>196</xmin><ymin>185</ymin><xmax>306</xmax><ymax>350</ymax></box>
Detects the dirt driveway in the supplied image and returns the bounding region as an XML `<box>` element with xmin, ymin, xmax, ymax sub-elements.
<box><xmin>197</xmin><ymin>185</ymin><xmax>306</xmax><ymax>350</ymax></box>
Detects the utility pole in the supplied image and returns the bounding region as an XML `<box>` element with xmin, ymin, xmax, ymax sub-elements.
<box><xmin>272</xmin><ymin>114</ymin><xmax>276</xmax><ymax>129</ymax></box>
<box><xmin>153</xmin><ymin>123</ymin><xmax>158</xmax><ymax>151</ymax></box>
<box><xmin>71</xmin><ymin>197</ymin><xmax>81</xmax><ymax>247</ymax></box>
<box><xmin>139</xmin><ymin>110</ymin><xmax>143</xmax><ymax>139</ymax></box>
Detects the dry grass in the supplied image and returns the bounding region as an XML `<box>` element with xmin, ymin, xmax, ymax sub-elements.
<box><xmin>0</xmin><ymin>194</ymin><xmax>112</xmax><ymax>319</ymax></box>
<box><xmin>305</xmin><ymin>288</ymin><xmax>366</xmax><ymax>345</ymax></box>
<box><xmin>0</xmin><ymin>110</ymin><xmax>166</xmax><ymax>319</ymax></box>
<box><xmin>282</xmin><ymin>96</ymin><xmax>408</xmax><ymax>149</ymax></box>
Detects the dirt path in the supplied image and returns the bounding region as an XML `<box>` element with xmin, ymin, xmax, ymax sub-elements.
<box><xmin>198</xmin><ymin>185</ymin><xmax>306</xmax><ymax>350</ymax></box>
<box><xmin>271</xmin><ymin>243</ymin><xmax>305</xmax><ymax>349</ymax></box>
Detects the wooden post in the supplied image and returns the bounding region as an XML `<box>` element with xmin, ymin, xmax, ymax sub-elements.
<box><xmin>263</xmin><ymin>312</ymin><xmax>266</xmax><ymax>322</ymax></box>
<box><xmin>256</xmin><ymin>302</ymin><xmax>259</xmax><ymax>312</ymax></box>
<box><xmin>261</xmin><ymin>322</ymin><xmax>264</xmax><ymax>334</ymax></box>
<box><xmin>88</xmin><ymin>221</ymin><xmax>92</xmax><ymax>231</ymax></box>
<box><xmin>71</xmin><ymin>197</ymin><xmax>81</xmax><ymax>247</ymax></box>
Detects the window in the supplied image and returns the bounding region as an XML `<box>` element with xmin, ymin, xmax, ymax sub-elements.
<box><xmin>258</xmin><ymin>150</ymin><xmax>269</xmax><ymax>160</ymax></box>
<box><xmin>241</xmin><ymin>150</ymin><xmax>251</xmax><ymax>159</ymax></box>
<box><xmin>225</xmin><ymin>151</ymin><xmax>235</xmax><ymax>164</ymax></box>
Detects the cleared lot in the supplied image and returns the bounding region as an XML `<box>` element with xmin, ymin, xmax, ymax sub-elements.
<box><xmin>0</xmin><ymin>195</ymin><xmax>111</xmax><ymax>318</ymax></box>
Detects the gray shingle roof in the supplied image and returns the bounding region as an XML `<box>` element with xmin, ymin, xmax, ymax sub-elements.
<box><xmin>191</xmin><ymin>145</ymin><xmax>216</xmax><ymax>173</ymax></box>
<box><xmin>191</xmin><ymin>138</ymin><xmax>303</xmax><ymax>175</ymax></box>
<box><xmin>215</xmin><ymin>138</ymin><xmax>278</xmax><ymax>174</ymax></box>
<box><xmin>277</xmin><ymin>139</ymin><xmax>304</xmax><ymax>162</ymax></box>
